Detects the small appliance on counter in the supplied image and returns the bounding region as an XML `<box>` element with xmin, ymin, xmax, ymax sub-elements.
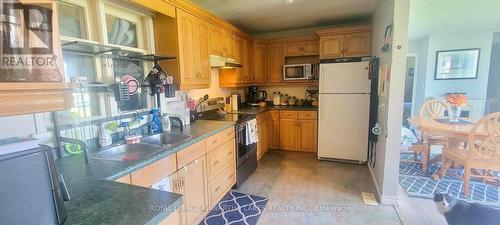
<box><xmin>247</xmin><ymin>86</ymin><xmax>267</xmax><ymax>106</ymax></box>
<box><xmin>0</xmin><ymin>147</ymin><xmax>70</xmax><ymax>225</ymax></box>
<box><xmin>273</xmin><ymin>91</ymin><xmax>281</xmax><ymax>106</ymax></box>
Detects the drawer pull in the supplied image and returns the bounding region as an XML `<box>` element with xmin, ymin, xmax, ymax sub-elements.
<box><xmin>213</xmin><ymin>160</ymin><xmax>219</xmax><ymax>165</ymax></box>
<box><xmin>227</xmin><ymin>151</ymin><xmax>232</xmax><ymax>156</ymax></box>
<box><xmin>212</xmin><ymin>139</ymin><xmax>219</xmax><ymax>144</ymax></box>
<box><xmin>228</xmin><ymin>174</ymin><xmax>234</xmax><ymax>179</ymax></box>
<box><xmin>214</xmin><ymin>186</ymin><xmax>220</xmax><ymax>192</ymax></box>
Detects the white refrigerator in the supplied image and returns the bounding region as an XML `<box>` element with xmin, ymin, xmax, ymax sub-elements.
<box><xmin>317</xmin><ymin>61</ymin><xmax>371</xmax><ymax>163</ymax></box>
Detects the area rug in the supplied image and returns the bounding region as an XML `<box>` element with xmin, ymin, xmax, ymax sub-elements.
<box><xmin>399</xmin><ymin>152</ymin><xmax>500</xmax><ymax>207</ymax></box>
<box><xmin>200</xmin><ymin>191</ymin><xmax>268</xmax><ymax>225</ymax></box>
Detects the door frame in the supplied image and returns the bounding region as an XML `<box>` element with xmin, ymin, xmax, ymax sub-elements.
<box><xmin>406</xmin><ymin>53</ymin><xmax>418</xmax><ymax>116</ymax></box>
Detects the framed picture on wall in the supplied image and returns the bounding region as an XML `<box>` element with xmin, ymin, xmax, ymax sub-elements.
<box><xmin>434</xmin><ymin>48</ymin><xmax>480</xmax><ymax>80</ymax></box>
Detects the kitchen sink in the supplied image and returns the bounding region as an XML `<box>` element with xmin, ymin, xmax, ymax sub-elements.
<box><xmin>141</xmin><ymin>132</ymin><xmax>192</xmax><ymax>146</ymax></box>
<box><xmin>91</xmin><ymin>143</ymin><xmax>162</xmax><ymax>162</ymax></box>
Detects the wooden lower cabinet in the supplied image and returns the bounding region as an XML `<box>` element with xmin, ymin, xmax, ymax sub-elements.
<box><xmin>297</xmin><ymin>119</ymin><xmax>318</xmax><ymax>152</ymax></box>
<box><xmin>269</xmin><ymin>110</ymin><xmax>280</xmax><ymax>149</ymax></box>
<box><xmin>279</xmin><ymin>118</ymin><xmax>298</xmax><ymax>151</ymax></box>
<box><xmin>278</xmin><ymin>110</ymin><xmax>318</xmax><ymax>152</ymax></box>
<box><xmin>257</xmin><ymin>111</ymin><xmax>270</xmax><ymax>160</ymax></box>
<box><xmin>181</xmin><ymin>156</ymin><xmax>207</xmax><ymax>225</ymax></box>
<box><xmin>124</xmin><ymin>127</ymin><xmax>236</xmax><ymax>225</ymax></box>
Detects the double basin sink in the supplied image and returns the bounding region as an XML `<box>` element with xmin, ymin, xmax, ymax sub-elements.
<box><xmin>91</xmin><ymin>132</ymin><xmax>192</xmax><ymax>162</ymax></box>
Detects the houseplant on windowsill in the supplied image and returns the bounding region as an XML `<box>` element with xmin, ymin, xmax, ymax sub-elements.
<box><xmin>446</xmin><ymin>93</ymin><xmax>468</xmax><ymax>123</ymax></box>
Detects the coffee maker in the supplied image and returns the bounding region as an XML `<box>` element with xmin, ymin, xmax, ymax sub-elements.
<box><xmin>247</xmin><ymin>86</ymin><xmax>267</xmax><ymax>106</ymax></box>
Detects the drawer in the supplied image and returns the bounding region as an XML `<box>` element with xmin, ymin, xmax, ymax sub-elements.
<box><xmin>206</xmin><ymin>132</ymin><xmax>223</xmax><ymax>153</ymax></box>
<box><xmin>131</xmin><ymin>154</ymin><xmax>177</xmax><ymax>187</ymax></box>
<box><xmin>206</xmin><ymin>140</ymin><xmax>235</xmax><ymax>180</ymax></box>
<box><xmin>270</xmin><ymin>110</ymin><xmax>280</xmax><ymax>120</ymax></box>
<box><xmin>280</xmin><ymin>110</ymin><xmax>297</xmax><ymax>119</ymax></box>
<box><xmin>177</xmin><ymin>140</ymin><xmax>206</xmax><ymax>169</ymax></box>
<box><xmin>222</xmin><ymin>127</ymin><xmax>235</xmax><ymax>143</ymax></box>
<box><xmin>298</xmin><ymin>111</ymin><xmax>317</xmax><ymax>120</ymax></box>
<box><xmin>208</xmin><ymin>163</ymin><xmax>236</xmax><ymax>207</ymax></box>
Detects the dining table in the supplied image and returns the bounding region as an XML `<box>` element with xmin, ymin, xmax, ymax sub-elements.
<box><xmin>407</xmin><ymin>116</ymin><xmax>488</xmax><ymax>179</ymax></box>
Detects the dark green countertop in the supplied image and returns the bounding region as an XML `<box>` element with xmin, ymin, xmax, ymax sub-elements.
<box><xmin>230</xmin><ymin>105</ymin><xmax>318</xmax><ymax>115</ymax></box>
<box><xmin>57</xmin><ymin>120</ymin><xmax>234</xmax><ymax>225</ymax></box>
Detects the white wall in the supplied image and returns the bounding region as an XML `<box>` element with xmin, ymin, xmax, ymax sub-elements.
<box><xmin>369</xmin><ymin>0</ymin><xmax>410</xmax><ymax>205</ymax></box>
<box><xmin>408</xmin><ymin>31</ymin><xmax>495</xmax><ymax>120</ymax></box>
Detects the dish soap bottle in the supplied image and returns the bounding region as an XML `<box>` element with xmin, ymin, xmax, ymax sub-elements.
<box><xmin>150</xmin><ymin>108</ymin><xmax>162</xmax><ymax>133</ymax></box>
<box><xmin>162</xmin><ymin>113</ymin><xmax>171</xmax><ymax>132</ymax></box>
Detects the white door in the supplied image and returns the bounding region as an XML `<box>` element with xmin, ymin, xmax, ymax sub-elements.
<box><xmin>318</xmin><ymin>93</ymin><xmax>370</xmax><ymax>161</ymax></box>
<box><xmin>319</xmin><ymin>62</ymin><xmax>371</xmax><ymax>94</ymax></box>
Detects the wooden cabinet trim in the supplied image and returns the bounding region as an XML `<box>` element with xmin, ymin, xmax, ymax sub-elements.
<box><xmin>206</xmin><ymin>139</ymin><xmax>235</xmax><ymax>180</ymax></box>
<box><xmin>298</xmin><ymin>111</ymin><xmax>318</xmax><ymax>120</ymax></box>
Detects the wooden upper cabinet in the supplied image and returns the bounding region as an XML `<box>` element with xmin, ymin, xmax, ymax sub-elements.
<box><xmin>243</xmin><ymin>39</ymin><xmax>253</xmax><ymax>83</ymax></box>
<box><xmin>196</xmin><ymin>19</ymin><xmax>210</xmax><ymax>84</ymax></box>
<box><xmin>176</xmin><ymin>10</ymin><xmax>197</xmax><ymax>84</ymax></box>
<box><xmin>252</xmin><ymin>44</ymin><xmax>267</xmax><ymax>83</ymax></box>
<box><xmin>209</xmin><ymin>25</ymin><xmax>225</xmax><ymax>56</ymax></box>
<box><xmin>266</xmin><ymin>43</ymin><xmax>283</xmax><ymax>83</ymax></box>
<box><xmin>343</xmin><ymin>32</ymin><xmax>371</xmax><ymax>57</ymax></box>
<box><xmin>284</xmin><ymin>40</ymin><xmax>319</xmax><ymax>56</ymax></box>
<box><xmin>301</xmin><ymin>40</ymin><xmax>319</xmax><ymax>56</ymax></box>
<box><xmin>319</xmin><ymin>34</ymin><xmax>344</xmax><ymax>59</ymax></box>
<box><xmin>224</xmin><ymin>32</ymin><xmax>236</xmax><ymax>58</ymax></box>
<box><xmin>317</xmin><ymin>25</ymin><xmax>372</xmax><ymax>59</ymax></box>
<box><xmin>234</xmin><ymin>36</ymin><xmax>244</xmax><ymax>63</ymax></box>
<box><xmin>284</xmin><ymin>41</ymin><xmax>302</xmax><ymax>56</ymax></box>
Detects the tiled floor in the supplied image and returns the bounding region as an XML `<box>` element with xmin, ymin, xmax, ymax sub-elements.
<box><xmin>236</xmin><ymin>150</ymin><xmax>403</xmax><ymax>225</ymax></box>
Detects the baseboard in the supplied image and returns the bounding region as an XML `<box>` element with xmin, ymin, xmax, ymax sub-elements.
<box><xmin>368</xmin><ymin>166</ymin><xmax>399</xmax><ymax>205</ymax></box>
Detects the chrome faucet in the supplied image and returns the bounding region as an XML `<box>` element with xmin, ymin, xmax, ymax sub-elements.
<box><xmin>59</xmin><ymin>137</ymin><xmax>90</xmax><ymax>164</ymax></box>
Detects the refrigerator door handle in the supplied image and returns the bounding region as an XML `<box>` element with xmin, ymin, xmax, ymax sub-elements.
<box><xmin>319</xmin><ymin>95</ymin><xmax>324</xmax><ymax>120</ymax></box>
<box><xmin>320</xmin><ymin>66</ymin><xmax>325</xmax><ymax>93</ymax></box>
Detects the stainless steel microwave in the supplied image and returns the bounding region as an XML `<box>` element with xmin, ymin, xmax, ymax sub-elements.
<box><xmin>283</xmin><ymin>64</ymin><xmax>313</xmax><ymax>80</ymax></box>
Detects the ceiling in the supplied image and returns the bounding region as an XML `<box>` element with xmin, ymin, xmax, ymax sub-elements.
<box><xmin>190</xmin><ymin>0</ymin><xmax>378</xmax><ymax>35</ymax></box>
<box><xmin>409</xmin><ymin>0</ymin><xmax>500</xmax><ymax>40</ymax></box>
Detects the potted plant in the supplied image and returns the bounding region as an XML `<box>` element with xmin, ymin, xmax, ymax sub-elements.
<box><xmin>446</xmin><ymin>93</ymin><xmax>468</xmax><ymax>123</ymax></box>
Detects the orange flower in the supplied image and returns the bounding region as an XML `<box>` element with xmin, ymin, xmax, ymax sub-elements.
<box><xmin>446</xmin><ymin>94</ymin><xmax>468</xmax><ymax>107</ymax></box>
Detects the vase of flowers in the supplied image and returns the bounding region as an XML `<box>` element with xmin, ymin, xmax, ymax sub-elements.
<box><xmin>446</xmin><ymin>93</ymin><xmax>467</xmax><ymax>123</ymax></box>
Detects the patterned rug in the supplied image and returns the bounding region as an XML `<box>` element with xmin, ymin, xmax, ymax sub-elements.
<box><xmin>399</xmin><ymin>152</ymin><xmax>500</xmax><ymax>207</ymax></box>
<box><xmin>200</xmin><ymin>191</ymin><xmax>268</xmax><ymax>225</ymax></box>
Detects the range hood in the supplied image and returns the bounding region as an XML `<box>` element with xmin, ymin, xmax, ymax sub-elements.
<box><xmin>210</xmin><ymin>55</ymin><xmax>242</xmax><ymax>69</ymax></box>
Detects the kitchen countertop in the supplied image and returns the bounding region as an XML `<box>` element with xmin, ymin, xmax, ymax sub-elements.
<box><xmin>230</xmin><ymin>105</ymin><xmax>318</xmax><ymax>115</ymax></box>
<box><xmin>57</xmin><ymin>120</ymin><xmax>234</xmax><ymax>225</ymax></box>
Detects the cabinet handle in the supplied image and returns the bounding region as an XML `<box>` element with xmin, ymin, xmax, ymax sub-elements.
<box><xmin>174</xmin><ymin>179</ymin><xmax>180</xmax><ymax>191</ymax></box>
<box><xmin>180</xmin><ymin>177</ymin><xmax>185</xmax><ymax>188</ymax></box>
<box><xmin>212</xmin><ymin>139</ymin><xmax>218</xmax><ymax>144</ymax></box>
<box><xmin>213</xmin><ymin>160</ymin><xmax>219</xmax><ymax>165</ymax></box>
<box><xmin>229</xmin><ymin>174</ymin><xmax>234</xmax><ymax>179</ymax></box>
<box><xmin>227</xmin><ymin>150</ymin><xmax>232</xmax><ymax>156</ymax></box>
<box><xmin>215</xmin><ymin>186</ymin><xmax>220</xmax><ymax>192</ymax></box>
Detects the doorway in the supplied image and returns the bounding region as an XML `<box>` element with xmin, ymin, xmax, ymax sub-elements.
<box><xmin>402</xmin><ymin>54</ymin><xmax>417</xmax><ymax>128</ymax></box>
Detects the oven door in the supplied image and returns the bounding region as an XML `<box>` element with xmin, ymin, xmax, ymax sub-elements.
<box><xmin>235</xmin><ymin>122</ymin><xmax>257</xmax><ymax>167</ymax></box>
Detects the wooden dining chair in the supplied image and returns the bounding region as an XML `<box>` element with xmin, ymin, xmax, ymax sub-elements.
<box><xmin>405</xmin><ymin>100</ymin><xmax>450</xmax><ymax>172</ymax></box>
<box><xmin>439</xmin><ymin>112</ymin><xmax>500</xmax><ymax>196</ymax></box>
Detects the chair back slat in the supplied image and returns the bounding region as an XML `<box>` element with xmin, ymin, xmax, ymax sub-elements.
<box><xmin>420</xmin><ymin>100</ymin><xmax>448</xmax><ymax>120</ymax></box>
<box><xmin>468</xmin><ymin>112</ymin><xmax>500</xmax><ymax>159</ymax></box>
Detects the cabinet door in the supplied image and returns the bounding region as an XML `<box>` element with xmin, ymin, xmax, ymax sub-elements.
<box><xmin>224</xmin><ymin>32</ymin><xmax>236</xmax><ymax>58</ymax></box>
<box><xmin>196</xmin><ymin>19</ymin><xmax>210</xmax><ymax>84</ymax></box>
<box><xmin>177</xmin><ymin>10</ymin><xmax>197</xmax><ymax>84</ymax></box>
<box><xmin>264</xmin><ymin>118</ymin><xmax>270</xmax><ymax>155</ymax></box>
<box><xmin>266</xmin><ymin>43</ymin><xmax>283</xmax><ymax>82</ymax></box>
<box><xmin>343</xmin><ymin>32</ymin><xmax>371</xmax><ymax>57</ymax></box>
<box><xmin>209</xmin><ymin>25</ymin><xmax>225</xmax><ymax>56</ymax></box>
<box><xmin>234</xmin><ymin>37</ymin><xmax>246</xmax><ymax>84</ymax></box>
<box><xmin>159</xmin><ymin>210</ymin><xmax>182</xmax><ymax>225</ymax></box>
<box><xmin>301</xmin><ymin>40</ymin><xmax>319</xmax><ymax>56</ymax></box>
<box><xmin>297</xmin><ymin>119</ymin><xmax>317</xmax><ymax>152</ymax></box>
<box><xmin>319</xmin><ymin>34</ymin><xmax>344</xmax><ymax>59</ymax></box>
<box><xmin>284</xmin><ymin>41</ymin><xmax>302</xmax><ymax>56</ymax></box>
<box><xmin>242</xmin><ymin>39</ymin><xmax>252</xmax><ymax>83</ymax></box>
<box><xmin>279</xmin><ymin>118</ymin><xmax>297</xmax><ymax>151</ymax></box>
<box><xmin>252</xmin><ymin>44</ymin><xmax>267</xmax><ymax>83</ymax></box>
<box><xmin>182</xmin><ymin>157</ymin><xmax>207</xmax><ymax>225</ymax></box>
<box><xmin>269</xmin><ymin>110</ymin><xmax>280</xmax><ymax>149</ymax></box>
